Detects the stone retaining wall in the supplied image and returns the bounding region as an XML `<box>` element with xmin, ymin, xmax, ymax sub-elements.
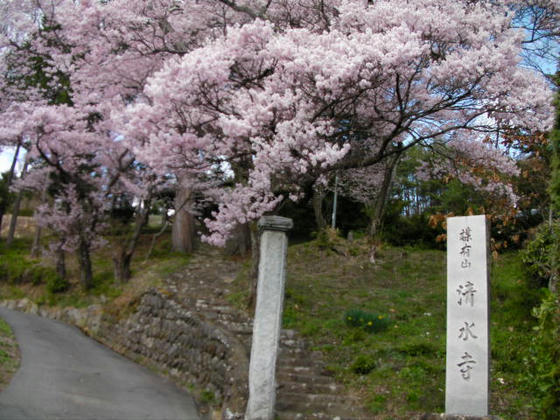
<box><xmin>1</xmin><ymin>289</ymin><xmax>249</xmax><ymax>420</ymax></box>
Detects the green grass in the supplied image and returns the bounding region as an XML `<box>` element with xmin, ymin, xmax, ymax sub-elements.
<box><xmin>0</xmin><ymin>239</ymin><xmax>60</xmax><ymax>289</ymax></box>
<box><xmin>251</xmin><ymin>239</ymin><xmax>538</xmax><ymax>419</ymax></box>
<box><xmin>0</xmin><ymin>226</ymin><xmax>545</xmax><ymax>418</ymax></box>
<box><xmin>0</xmin><ymin>230</ymin><xmax>183</xmax><ymax>308</ymax></box>
<box><xmin>0</xmin><ymin>317</ymin><xmax>20</xmax><ymax>390</ymax></box>
<box><xmin>0</xmin><ymin>318</ymin><xmax>12</xmax><ymax>336</ymax></box>
<box><xmin>489</xmin><ymin>253</ymin><xmax>545</xmax><ymax>418</ymax></box>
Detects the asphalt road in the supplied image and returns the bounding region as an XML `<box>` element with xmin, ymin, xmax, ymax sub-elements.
<box><xmin>0</xmin><ymin>307</ymin><xmax>201</xmax><ymax>420</ymax></box>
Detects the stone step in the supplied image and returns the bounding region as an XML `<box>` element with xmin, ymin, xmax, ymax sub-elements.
<box><xmin>276</xmin><ymin>365</ymin><xmax>315</xmax><ymax>375</ymax></box>
<box><xmin>278</xmin><ymin>346</ymin><xmax>311</xmax><ymax>359</ymax></box>
<box><xmin>275</xmin><ymin>394</ymin><xmax>365</xmax><ymax>418</ymax></box>
<box><xmin>277</xmin><ymin>379</ymin><xmax>341</xmax><ymax>394</ymax></box>
<box><xmin>164</xmin><ymin>260</ymin><xmax>371</xmax><ymax>420</ymax></box>
<box><xmin>279</xmin><ymin>348</ymin><xmax>322</xmax><ymax>355</ymax></box>
<box><xmin>279</xmin><ymin>337</ymin><xmax>306</xmax><ymax>349</ymax></box>
<box><xmin>275</xmin><ymin>412</ymin><xmax>369</xmax><ymax>420</ymax></box>
<box><xmin>280</xmin><ymin>329</ymin><xmax>298</xmax><ymax>338</ymax></box>
<box><xmin>276</xmin><ymin>371</ymin><xmax>337</xmax><ymax>386</ymax></box>
<box><xmin>277</xmin><ymin>356</ymin><xmax>326</xmax><ymax>369</ymax></box>
<box><xmin>277</xmin><ymin>392</ymin><xmax>360</xmax><ymax>406</ymax></box>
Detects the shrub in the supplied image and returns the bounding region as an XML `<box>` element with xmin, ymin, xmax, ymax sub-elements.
<box><xmin>315</xmin><ymin>227</ymin><xmax>342</xmax><ymax>249</ymax></box>
<box><xmin>381</xmin><ymin>211</ymin><xmax>443</xmax><ymax>249</ymax></box>
<box><xmin>32</xmin><ymin>266</ymin><xmax>59</xmax><ymax>286</ymax></box>
<box><xmin>342</xmin><ymin>328</ymin><xmax>366</xmax><ymax>345</ymax></box>
<box><xmin>0</xmin><ymin>254</ymin><xmax>58</xmax><ymax>287</ymax></box>
<box><xmin>46</xmin><ymin>275</ymin><xmax>70</xmax><ymax>294</ymax></box>
<box><xmin>522</xmin><ymin>221</ymin><xmax>560</xmax><ymax>289</ymax></box>
<box><xmin>350</xmin><ymin>354</ymin><xmax>377</xmax><ymax>375</ymax></box>
<box><xmin>200</xmin><ymin>389</ymin><xmax>217</xmax><ymax>405</ymax></box>
<box><xmin>524</xmin><ymin>292</ymin><xmax>560</xmax><ymax>419</ymax></box>
<box><xmin>344</xmin><ymin>308</ymin><xmax>390</xmax><ymax>333</ymax></box>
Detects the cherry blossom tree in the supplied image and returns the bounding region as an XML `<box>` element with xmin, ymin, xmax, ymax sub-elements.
<box><xmin>105</xmin><ymin>162</ymin><xmax>165</xmax><ymax>283</ymax></box>
<box><xmin>49</xmin><ymin>0</ymin><xmax>254</xmax><ymax>254</ymax></box>
<box><xmin>10</xmin><ymin>104</ymin><xmax>110</xmax><ymax>288</ymax></box>
<box><xmin>1</xmin><ymin>0</ymin><xmax>556</xmax><ymax>270</ymax></box>
<box><xmin>0</xmin><ymin>0</ymin><xmax>174</xmax><ymax>284</ymax></box>
<box><xmin>0</xmin><ymin>0</ymin><xmax>71</xmax><ymax>242</ymax></box>
<box><xmin>122</xmin><ymin>0</ymin><xmax>554</xmax><ymax>247</ymax></box>
<box><xmin>505</xmin><ymin>0</ymin><xmax>560</xmax><ymax>73</ymax></box>
<box><xmin>334</xmin><ymin>154</ymin><xmax>402</xmax><ymax>262</ymax></box>
<box><xmin>417</xmin><ymin>135</ymin><xmax>527</xmax><ymax>250</ymax></box>
<box><xmin>549</xmin><ymin>88</ymin><xmax>560</xmax><ymax>293</ymax></box>
<box><xmin>417</xmin><ymin>135</ymin><xmax>522</xmax><ymax>206</ymax></box>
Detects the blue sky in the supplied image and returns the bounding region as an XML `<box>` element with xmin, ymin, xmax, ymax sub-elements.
<box><xmin>0</xmin><ymin>146</ymin><xmax>25</xmax><ymax>175</ymax></box>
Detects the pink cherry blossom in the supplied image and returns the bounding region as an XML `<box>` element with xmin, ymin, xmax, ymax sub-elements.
<box><xmin>1</xmin><ymin>0</ymin><xmax>556</xmax><ymax>246</ymax></box>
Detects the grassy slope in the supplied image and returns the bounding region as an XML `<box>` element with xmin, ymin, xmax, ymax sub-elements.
<box><xmin>0</xmin><ymin>221</ymin><xmax>542</xmax><ymax>419</ymax></box>
<box><xmin>272</xmin><ymin>238</ymin><xmax>540</xmax><ymax>419</ymax></box>
<box><xmin>0</xmin><ymin>232</ymin><xmax>191</xmax><ymax>309</ymax></box>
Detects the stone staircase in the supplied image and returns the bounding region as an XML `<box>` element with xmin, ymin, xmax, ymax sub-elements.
<box><xmin>163</xmin><ymin>248</ymin><xmax>369</xmax><ymax>419</ymax></box>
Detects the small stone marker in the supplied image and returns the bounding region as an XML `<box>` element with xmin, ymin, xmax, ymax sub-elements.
<box><xmin>245</xmin><ymin>216</ymin><xmax>293</xmax><ymax>420</ymax></box>
<box><xmin>446</xmin><ymin>215</ymin><xmax>490</xmax><ymax>417</ymax></box>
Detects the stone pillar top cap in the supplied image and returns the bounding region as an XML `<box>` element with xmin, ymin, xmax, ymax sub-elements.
<box><xmin>258</xmin><ymin>216</ymin><xmax>293</xmax><ymax>232</ymax></box>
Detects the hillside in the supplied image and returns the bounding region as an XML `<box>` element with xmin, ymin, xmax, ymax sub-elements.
<box><xmin>231</xmin><ymin>237</ymin><xmax>538</xmax><ymax>419</ymax></box>
<box><xmin>0</xmin><ymin>221</ymin><xmax>543</xmax><ymax>419</ymax></box>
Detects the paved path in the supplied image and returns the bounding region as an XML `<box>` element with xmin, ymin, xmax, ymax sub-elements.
<box><xmin>0</xmin><ymin>307</ymin><xmax>200</xmax><ymax>420</ymax></box>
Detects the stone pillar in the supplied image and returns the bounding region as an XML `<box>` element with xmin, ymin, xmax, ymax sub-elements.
<box><xmin>245</xmin><ymin>216</ymin><xmax>293</xmax><ymax>420</ymax></box>
<box><xmin>445</xmin><ymin>215</ymin><xmax>490</xmax><ymax>417</ymax></box>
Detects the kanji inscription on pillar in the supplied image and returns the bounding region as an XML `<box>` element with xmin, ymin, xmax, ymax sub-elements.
<box><xmin>445</xmin><ymin>215</ymin><xmax>490</xmax><ymax>417</ymax></box>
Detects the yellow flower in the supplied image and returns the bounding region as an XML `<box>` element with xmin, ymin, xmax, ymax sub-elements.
<box><xmin>368</xmin><ymin>321</ymin><xmax>373</xmax><ymax>326</ymax></box>
<box><xmin>378</xmin><ymin>315</ymin><xmax>384</xmax><ymax>319</ymax></box>
<box><xmin>348</xmin><ymin>316</ymin><xmax>352</xmax><ymax>320</ymax></box>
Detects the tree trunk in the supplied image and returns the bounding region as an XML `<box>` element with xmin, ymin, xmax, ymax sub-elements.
<box><xmin>113</xmin><ymin>251</ymin><xmax>132</xmax><ymax>284</ymax></box>
<box><xmin>161</xmin><ymin>205</ymin><xmax>168</xmax><ymax>227</ymax></box>
<box><xmin>55</xmin><ymin>245</ymin><xmax>66</xmax><ymax>280</ymax></box>
<box><xmin>367</xmin><ymin>215</ymin><xmax>381</xmax><ymax>264</ymax></box>
<box><xmin>367</xmin><ymin>153</ymin><xmax>401</xmax><ymax>263</ymax></box>
<box><xmin>550</xmin><ymin>265</ymin><xmax>558</xmax><ymax>294</ymax></box>
<box><xmin>247</xmin><ymin>221</ymin><xmax>260</xmax><ymax>311</ymax></box>
<box><xmin>331</xmin><ymin>174</ymin><xmax>339</xmax><ymax>229</ymax></box>
<box><xmin>31</xmin><ymin>225</ymin><xmax>43</xmax><ymax>257</ymax></box>
<box><xmin>145</xmin><ymin>219</ymin><xmax>169</xmax><ymax>261</ymax></box>
<box><xmin>225</xmin><ymin>223</ymin><xmax>252</xmax><ymax>256</ymax></box>
<box><xmin>0</xmin><ymin>142</ymin><xmax>21</xmax><ymax>237</ymax></box>
<box><xmin>6</xmin><ymin>159</ymin><xmax>29</xmax><ymax>246</ymax></box>
<box><xmin>31</xmin><ymin>187</ymin><xmax>48</xmax><ymax>257</ymax></box>
<box><xmin>6</xmin><ymin>193</ymin><xmax>23</xmax><ymax>246</ymax></box>
<box><xmin>549</xmin><ymin>223</ymin><xmax>559</xmax><ymax>294</ymax></box>
<box><xmin>113</xmin><ymin>200</ymin><xmax>151</xmax><ymax>283</ymax></box>
<box><xmin>77</xmin><ymin>237</ymin><xmax>93</xmax><ymax>290</ymax></box>
<box><xmin>172</xmin><ymin>181</ymin><xmax>194</xmax><ymax>254</ymax></box>
<box><xmin>312</xmin><ymin>187</ymin><xmax>327</xmax><ymax>231</ymax></box>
